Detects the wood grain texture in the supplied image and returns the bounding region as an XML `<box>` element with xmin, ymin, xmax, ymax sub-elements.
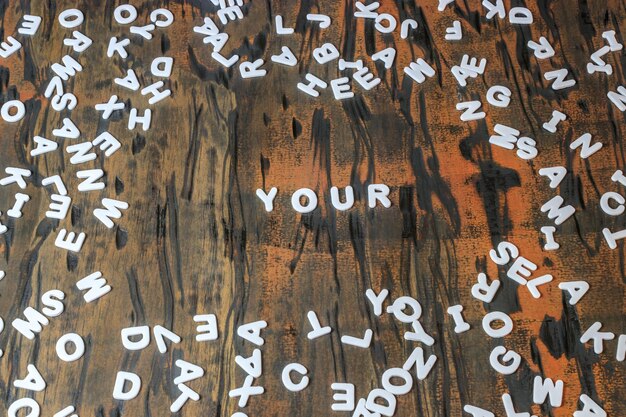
<box><xmin>0</xmin><ymin>0</ymin><xmax>624</xmax><ymax>416</ymax></box>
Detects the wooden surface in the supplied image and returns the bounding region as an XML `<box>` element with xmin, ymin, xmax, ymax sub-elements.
<box><xmin>0</xmin><ymin>0</ymin><xmax>625</xmax><ymax>416</ymax></box>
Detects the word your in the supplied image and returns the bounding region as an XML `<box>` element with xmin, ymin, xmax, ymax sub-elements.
<box><xmin>256</xmin><ymin>185</ymin><xmax>392</xmax><ymax>213</ymax></box>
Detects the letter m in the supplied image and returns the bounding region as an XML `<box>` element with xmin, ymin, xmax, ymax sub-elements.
<box><xmin>51</xmin><ymin>55</ymin><xmax>82</xmax><ymax>80</ymax></box>
<box><xmin>541</xmin><ymin>196</ymin><xmax>575</xmax><ymax>226</ymax></box>
<box><xmin>12</xmin><ymin>307</ymin><xmax>49</xmax><ymax>339</ymax></box>
<box><xmin>93</xmin><ymin>198</ymin><xmax>129</xmax><ymax>229</ymax></box>
<box><xmin>76</xmin><ymin>271</ymin><xmax>112</xmax><ymax>303</ymax></box>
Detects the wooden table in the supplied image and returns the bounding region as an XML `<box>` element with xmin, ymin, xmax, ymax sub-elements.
<box><xmin>0</xmin><ymin>1</ymin><xmax>624</xmax><ymax>416</ymax></box>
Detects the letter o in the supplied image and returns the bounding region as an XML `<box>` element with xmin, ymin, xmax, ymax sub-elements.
<box><xmin>56</xmin><ymin>333</ymin><xmax>85</xmax><ymax>362</ymax></box>
<box><xmin>114</xmin><ymin>5</ymin><xmax>138</xmax><ymax>25</ymax></box>
<box><xmin>381</xmin><ymin>367</ymin><xmax>413</xmax><ymax>395</ymax></box>
<box><xmin>8</xmin><ymin>398</ymin><xmax>40</xmax><ymax>417</ymax></box>
<box><xmin>1</xmin><ymin>100</ymin><xmax>25</xmax><ymax>123</ymax></box>
<box><xmin>58</xmin><ymin>9</ymin><xmax>84</xmax><ymax>28</ymax></box>
<box><xmin>482</xmin><ymin>311</ymin><xmax>513</xmax><ymax>338</ymax></box>
<box><xmin>375</xmin><ymin>13</ymin><xmax>397</xmax><ymax>33</ymax></box>
<box><xmin>291</xmin><ymin>188</ymin><xmax>318</xmax><ymax>213</ymax></box>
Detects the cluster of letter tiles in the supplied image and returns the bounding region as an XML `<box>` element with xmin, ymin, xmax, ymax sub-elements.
<box><xmin>0</xmin><ymin>4</ymin><xmax>174</xmax><ymax>252</ymax></box>
<box><xmin>0</xmin><ymin>0</ymin><xmax>625</xmax><ymax>416</ymax></box>
<box><xmin>3</xmin><ymin>252</ymin><xmax>625</xmax><ymax>416</ymax></box>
